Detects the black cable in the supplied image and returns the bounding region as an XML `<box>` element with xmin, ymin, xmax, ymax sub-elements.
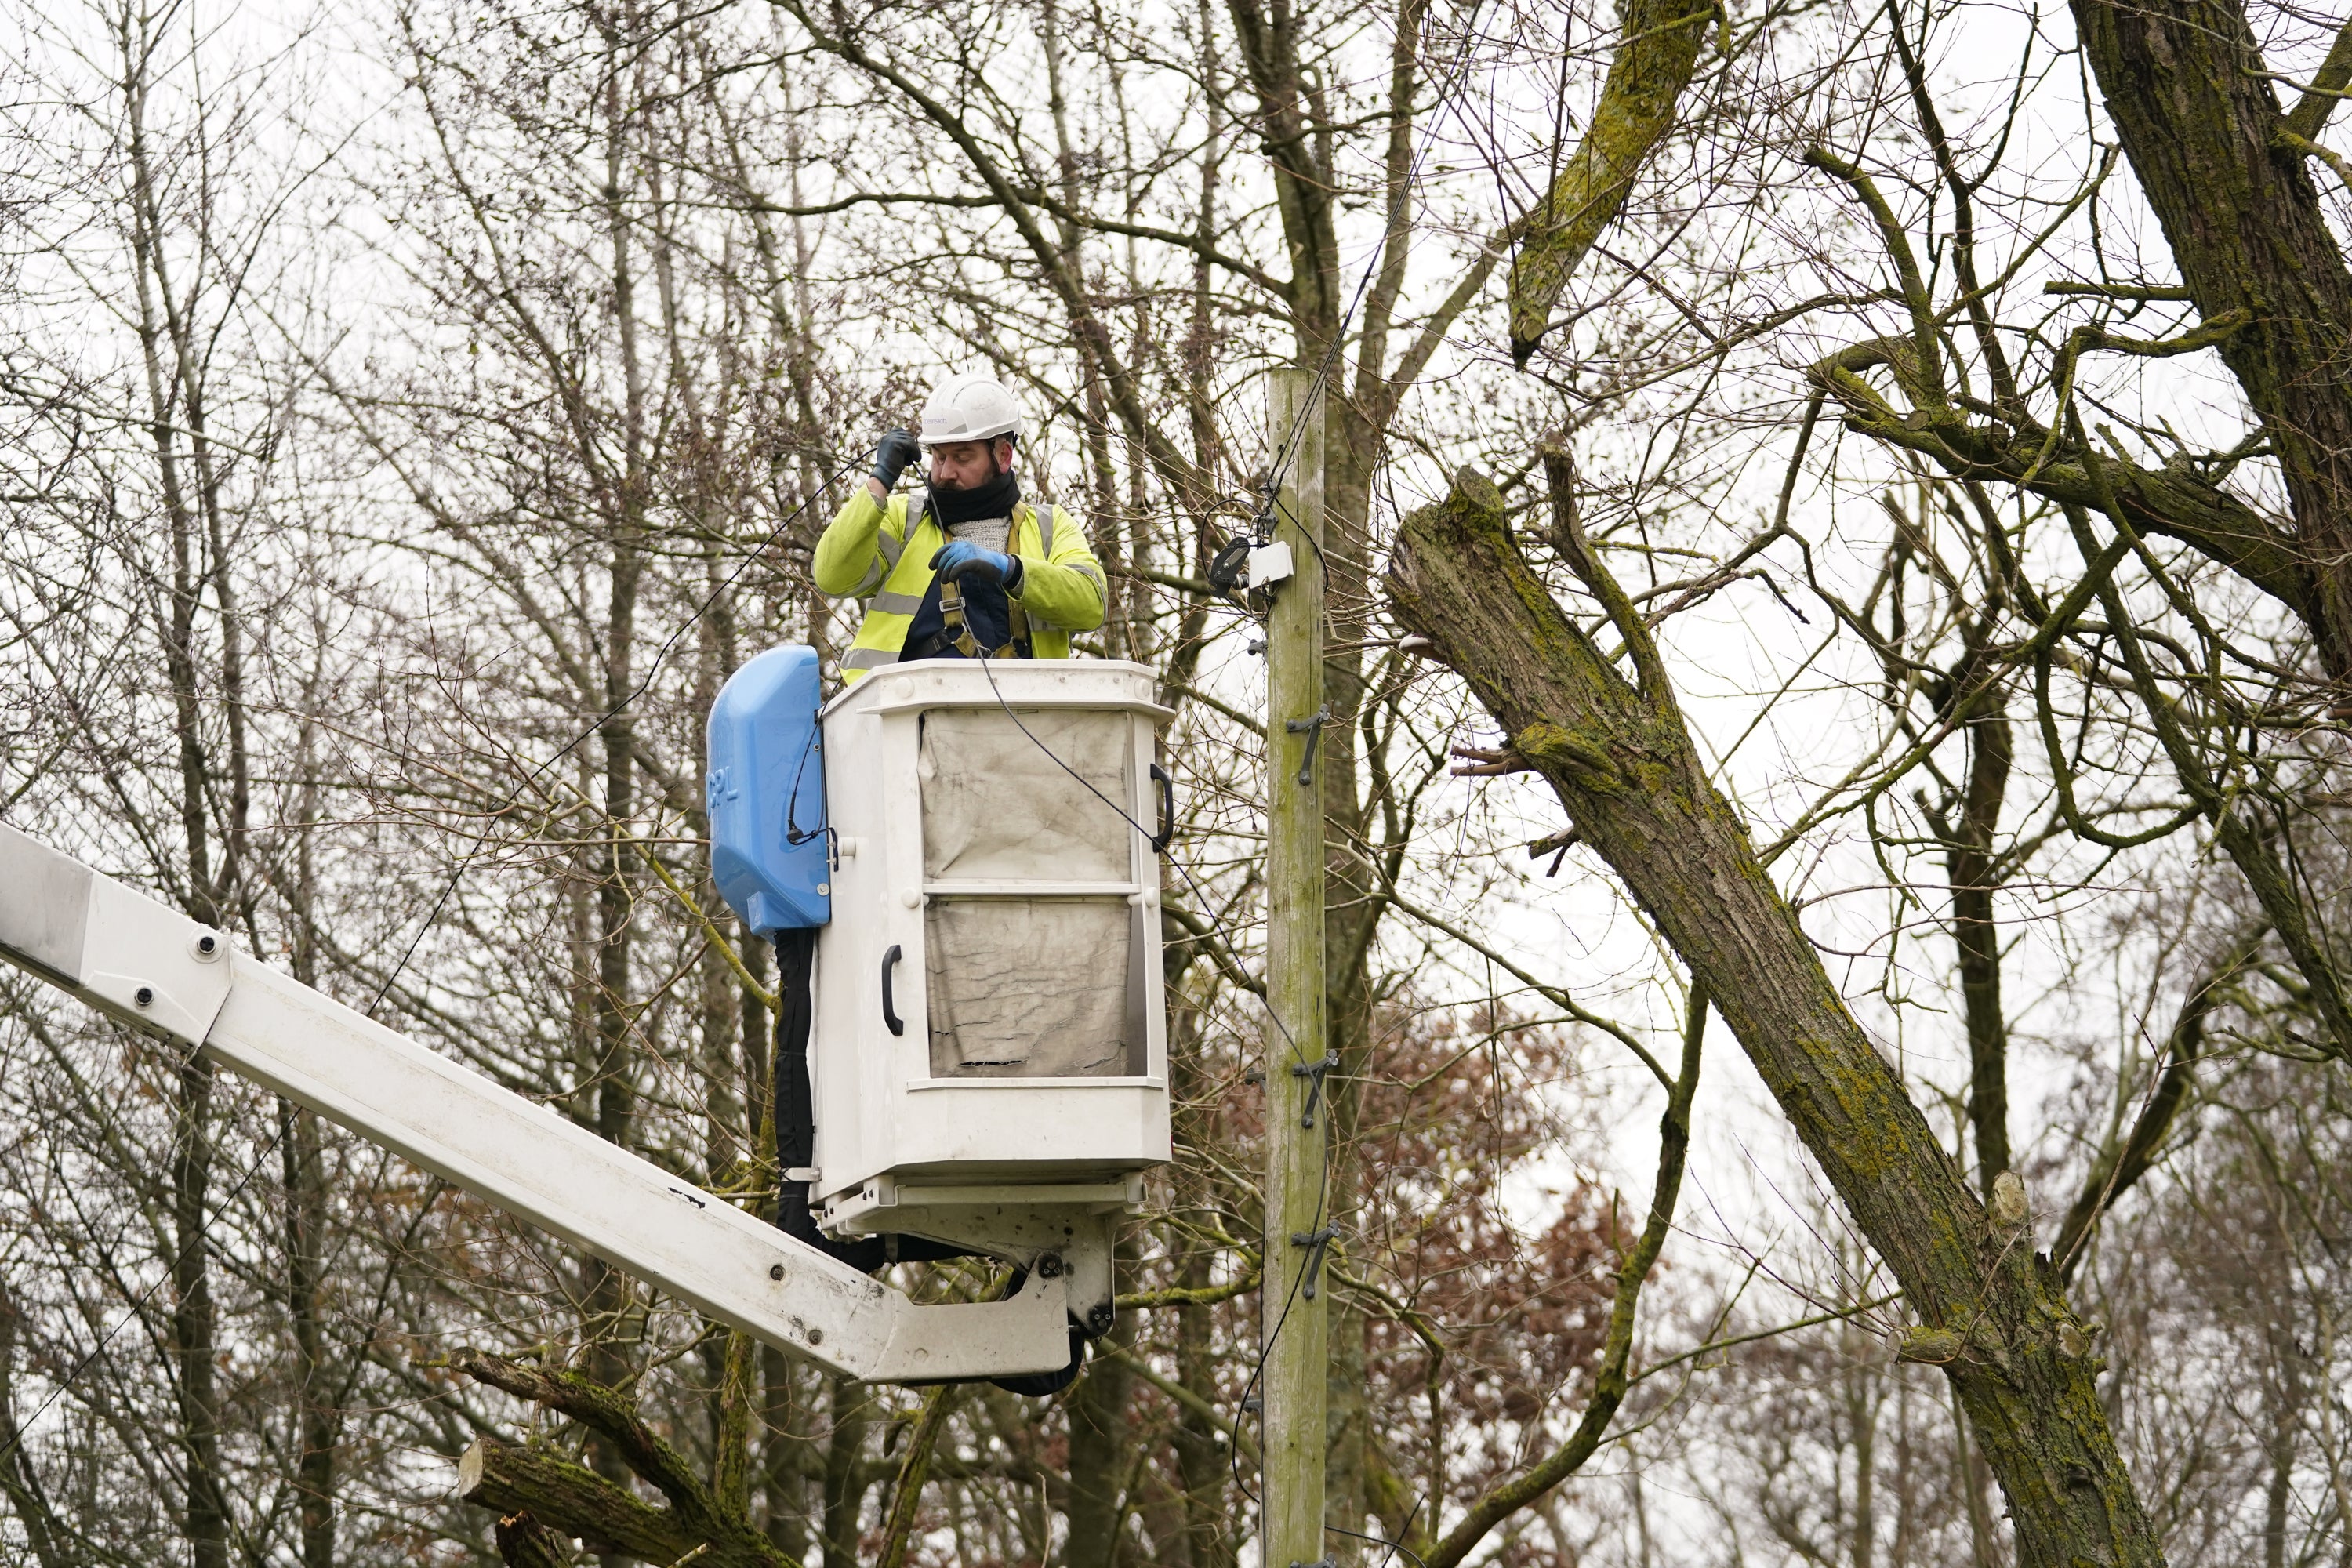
<box><xmin>1350</xmin><ymin>1494</ymin><xmax>1428</xmax><ymax>1568</ymax></box>
<box><xmin>1118</xmin><ymin>1</ymin><xmax>1497</xmax><ymax>1544</ymax></box>
<box><xmin>1202</xmin><ymin>0</ymin><xmax>1497</xmax><ymax>1547</ymax></box>
<box><xmin>958</xmin><ymin>2</ymin><xmax>1499</xmax><ymax>1523</ymax></box>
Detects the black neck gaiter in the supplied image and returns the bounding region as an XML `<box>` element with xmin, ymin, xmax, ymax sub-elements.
<box><xmin>929</xmin><ymin>467</ymin><xmax>1021</xmax><ymax>528</ymax></box>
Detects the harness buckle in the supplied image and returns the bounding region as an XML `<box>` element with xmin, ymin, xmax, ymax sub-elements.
<box><xmin>935</xmin><ymin>524</ymin><xmax>1031</xmax><ymax>660</ymax></box>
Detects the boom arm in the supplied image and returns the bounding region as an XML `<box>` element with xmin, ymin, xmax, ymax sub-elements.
<box><xmin>0</xmin><ymin>825</ymin><xmax>1072</xmax><ymax>1383</ymax></box>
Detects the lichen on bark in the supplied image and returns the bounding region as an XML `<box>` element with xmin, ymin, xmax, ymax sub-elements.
<box><xmin>1386</xmin><ymin>466</ymin><xmax>2165</xmax><ymax>1568</ymax></box>
<box><xmin>1504</xmin><ymin>0</ymin><xmax>1715</xmax><ymax>362</ymax></box>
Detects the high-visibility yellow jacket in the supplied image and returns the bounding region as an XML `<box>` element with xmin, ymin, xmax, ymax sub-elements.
<box><xmin>814</xmin><ymin>485</ymin><xmax>1108</xmax><ymax>681</ymax></box>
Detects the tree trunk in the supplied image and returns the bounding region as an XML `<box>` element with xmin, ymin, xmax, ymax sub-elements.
<box><xmin>583</xmin><ymin>36</ymin><xmax>648</xmax><ymax>1544</ymax></box>
<box><xmin>820</xmin><ymin>1374</ymin><xmax>870</xmax><ymax>1566</ymax></box>
<box><xmin>170</xmin><ymin>1053</ymin><xmax>230</xmax><ymax>1568</ymax></box>
<box><xmin>1945</xmin><ymin>709</ymin><xmax>2013</xmax><ymax>1190</ymax></box>
<box><xmin>281</xmin><ymin>1102</ymin><xmax>338</xmax><ymax>1568</ymax></box>
<box><xmin>1323</xmin><ymin>1298</ymin><xmax>1370</xmax><ymax>1564</ymax></box>
<box><xmin>759</xmin><ymin>1343</ymin><xmax>812</xmax><ymax>1560</ymax></box>
<box><xmin>1847</xmin><ymin>1332</ymin><xmax>1877</xmax><ymax>1568</ymax></box>
<box><xmin>0</xmin><ymin>1287</ymin><xmax>68</xmax><ymax>1568</ymax></box>
<box><xmin>1062</xmin><ymin>1313</ymin><xmax>1134</xmax><ymax>1564</ymax></box>
<box><xmin>876</xmin><ymin>1387</ymin><xmax>957</xmax><ymax>1568</ymax></box>
<box><xmin>1385</xmin><ymin>467</ymin><xmax>2161</xmax><ymax>1568</ymax></box>
<box><xmin>1166</xmin><ymin>1005</ymin><xmax>1234</xmax><ymax>1568</ymax></box>
<box><xmin>1952</xmin><ymin>1386</ymin><xmax>2000</xmax><ymax>1568</ymax></box>
<box><xmin>285</xmin><ymin>761</ymin><xmax>339</xmax><ymax>1568</ymax></box>
<box><xmin>2071</xmin><ymin>0</ymin><xmax>2352</xmax><ymax>688</ymax></box>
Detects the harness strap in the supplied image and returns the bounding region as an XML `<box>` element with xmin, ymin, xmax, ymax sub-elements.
<box><xmin>939</xmin><ymin>494</ymin><xmax>1044</xmax><ymax>659</ymax></box>
<box><xmin>1007</xmin><ymin>491</ymin><xmax>1041</xmax><ymax>649</ymax></box>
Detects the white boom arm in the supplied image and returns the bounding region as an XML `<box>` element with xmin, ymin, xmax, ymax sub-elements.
<box><xmin>0</xmin><ymin>825</ymin><xmax>1073</xmax><ymax>1384</ymax></box>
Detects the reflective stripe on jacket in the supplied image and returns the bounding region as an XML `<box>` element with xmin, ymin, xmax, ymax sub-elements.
<box><xmin>813</xmin><ymin>486</ymin><xmax>1109</xmax><ymax>682</ymax></box>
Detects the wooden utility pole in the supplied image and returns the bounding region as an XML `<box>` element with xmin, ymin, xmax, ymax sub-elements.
<box><xmin>1261</xmin><ymin>368</ymin><xmax>1330</xmax><ymax>1568</ymax></box>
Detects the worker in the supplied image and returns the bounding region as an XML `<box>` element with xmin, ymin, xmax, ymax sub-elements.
<box><xmin>815</xmin><ymin>372</ymin><xmax>1108</xmax><ymax>681</ymax></box>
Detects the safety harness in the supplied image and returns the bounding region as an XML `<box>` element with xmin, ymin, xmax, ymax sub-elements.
<box><xmin>929</xmin><ymin>488</ymin><xmax>1056</xmax><ymax>659</ymax></box>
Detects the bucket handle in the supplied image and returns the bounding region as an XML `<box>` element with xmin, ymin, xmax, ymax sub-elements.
<box><xmin>880</xmin><ymin>943</ymin><xmax>906</xmax><ymax>1036</ymax></box>
<box><xmin>1149</xmin><ymin>763</ymin><xmax>1175</xmax><ymax>854</ymax></box>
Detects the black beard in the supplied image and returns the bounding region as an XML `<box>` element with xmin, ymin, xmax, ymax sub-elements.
<box><xmin>930</xmin><ymin>466</ymin><xmax>1021</xmax><ymax>527</ymax></box>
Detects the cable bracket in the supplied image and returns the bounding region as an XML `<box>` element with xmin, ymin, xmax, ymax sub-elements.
<box><xmin>1290</xmin><ymin>1225</ymin><xmax>1338</xmax><ymax>1300</ymax></box>
<box><xmin>1290</xmin><ymin>1053</ymin><xmax>1340</xmax><ymax>1128</ymax></box>
<box><xmin>1252</xmin><ymin>474</ymin><xmax>1279</xmax><ymax>546</ymax></box>
<box><xmin>1286</xmin><ymin>705</ymin><xmax>1330</xmax><ymax>788</ymax></box>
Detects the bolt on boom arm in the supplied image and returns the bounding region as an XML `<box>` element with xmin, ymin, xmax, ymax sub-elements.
<box><xmin>0</xmin><ymin>824</ymin><xmax>1073</xmax><ymax>1384</ymax></box>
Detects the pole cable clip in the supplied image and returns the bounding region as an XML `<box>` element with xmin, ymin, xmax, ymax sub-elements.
<box><xmin>1287</xmin><ymin>706</ymin><xmax>1330</xmax><ymax>788</ymax></box>
<box><xmin>1291</xmin><ymin>1053</ymin><xmax>1341</xmax><ymax>1129</ymax></box>
<box><xmin>1290</xmin><ymin>1226</ymin><xmax>1339</xmax><ymax>1300</ymax></box>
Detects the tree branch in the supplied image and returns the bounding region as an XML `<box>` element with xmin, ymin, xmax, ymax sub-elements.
<box><xmin>452</xmin><ymin>1352</ymin><xmax>798</xmax><ymax>1567</ymax></box>
<box><xmin>1423</xmin><ymin>982</ymin><xmax>1705</xmax><ymax>1568</ymax></box>
<box><xmin>1508</xmin><ymin>0</ymin><xmax>1715</xmax><ymax>361</ymax></box>
<box><xmin>1387</xmin><ymin>465</ymin><xmax>2158</xmax><ymax>1566</ymax></box>
<box><xmin>2052</xmin><ymin>922</ymin><xmax>2266</xmax><ymax>1280</ymax></box>
<box><xmin>458</xmin><ymin>1437</ymin><xmax>706</xmax><ymax>1565</ymax></box>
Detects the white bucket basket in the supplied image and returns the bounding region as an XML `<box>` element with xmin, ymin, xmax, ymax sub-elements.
<box><xmin>809</xmin><ymin>659</ymin><xmax>1173</xmax><ymax>1246</ymax></box>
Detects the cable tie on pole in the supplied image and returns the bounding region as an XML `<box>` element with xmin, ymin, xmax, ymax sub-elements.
<box><xmin>1253</xmin><ymin>474</ymin><xmax>1279</xmax><ymax>546</ymax></box>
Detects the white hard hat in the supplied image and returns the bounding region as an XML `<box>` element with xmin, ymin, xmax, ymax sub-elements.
<box><xmin>920</xmin><ymin>372</ymin><xmax>1022</xmax><ymax>445</ymax></box>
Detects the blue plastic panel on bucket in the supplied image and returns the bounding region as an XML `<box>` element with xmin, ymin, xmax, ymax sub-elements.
<box><xmin>707</xmin><ymin>644</ymin><xmax>832</xmax><ymax>934</ymax></box>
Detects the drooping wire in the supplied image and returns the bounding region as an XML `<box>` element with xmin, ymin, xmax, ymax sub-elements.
<box><xmin>0</xmin><ymin>454</ymin><xmax>867</xmax><ymax>1467</ymax></box>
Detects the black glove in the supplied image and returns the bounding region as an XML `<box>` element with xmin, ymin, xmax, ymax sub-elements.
<box><xmin>873</xmin><ymin>428</ymin><xmax>920</xmax><ymax>489</ymax></box>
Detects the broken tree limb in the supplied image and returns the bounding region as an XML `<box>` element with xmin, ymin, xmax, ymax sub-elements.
<box><xmin>1449</xmin><ymin>744</ymin><xmax>1532</xmax><ymax>776</ymax></box>
<box><xmin>1505</xmin><ymin>0</ymin><xmax>1715</xmax><ymax>362</ymax></box>
<box><xmin>452</xmin><ymin>1352</ymin><xmax>799</xmax><ymax>1568</ymax></box>
<box><xmin>491</xmin><ymin>1508</ymin><xmax>578</xmax><ymax>1568</ymax></box>
<box><xmin>1386</xmin><ymin>466</ymin><xmax>2162</xmax><ymax>1568</ymax></box>
<box><xmin>457</xmin><ymin>1438</ymin><xmax>700</xmax><ymax>1564</ymax></box>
